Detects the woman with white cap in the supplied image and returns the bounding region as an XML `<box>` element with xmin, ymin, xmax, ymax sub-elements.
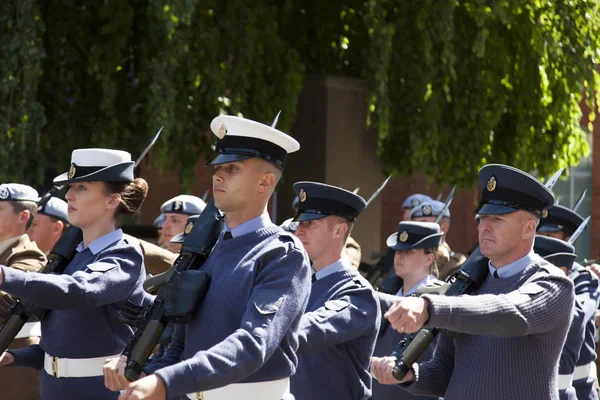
<box><xmin>0</xmin><ymin>148</ymin><xmax>150</xmax><ymax>400</ymax></box>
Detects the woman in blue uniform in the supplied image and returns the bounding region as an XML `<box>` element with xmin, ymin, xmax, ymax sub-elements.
<box><xmin>371</xmin><ymin>221</ymin><xmax>445</xmax><ymax>400</ymax></box>
<box><xmin>0</xmin><ymin>148</ymin><xmax>149</xmax><ymax>400</ymax></box>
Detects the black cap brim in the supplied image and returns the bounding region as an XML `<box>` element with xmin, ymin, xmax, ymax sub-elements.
<box><xmin>386</xmin><ymin>232</ymin><xmax>443</xmax><ymax>251</ymax></box>
<box><xmin>292</xmin><ymin>212</ymin><xmax>327</xmax><ymax>222</ymax></box>
<box><xmin>476</xmin><ymin>203</ymin><xmax>519</xmax><ymax>216</ymax></box>
<box><xmin>53</xmin><ymin>162</ymin><xmax>134</xmax><ymax>185</ymax></box>
<box><xmin>206</xmin><ymin>153</ymin><xmax>253</xmax><ymax>166</ymax></box>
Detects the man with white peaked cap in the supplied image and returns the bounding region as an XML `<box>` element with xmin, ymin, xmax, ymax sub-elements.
<box><xmin>105</xmin><ymin>114</ymin><xmax>311</xmax><ymax>400</ymax></box>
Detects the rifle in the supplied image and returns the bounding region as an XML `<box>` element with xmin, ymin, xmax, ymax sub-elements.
<box><xmin>122</xmin><ymin>197</ymin><xmax>224</xmax><ymax>382</ymax></box>
<box><xmin>390</xmin><ymin>247</ymin><xmax>489</xmax><ymax>380</ymax></box>
<box><xmin>0</xmin><ymin>127</ymin><xmax>164</xmax><ymax>353</ymax></box>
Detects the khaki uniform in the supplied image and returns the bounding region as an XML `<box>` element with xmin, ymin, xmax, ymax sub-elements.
<box><xmin>0</xmin><ymin>234</ymin><xmax>46</xmax><ymax>400</ymax></box>
<box><xmin>342</xmin><ymin>236</ymin><xmax>361</xmax><ymax>269</ymax></box>
<box><xmin>124</xmin><ymin>235</ymin><xmax>177</xmax><ymax>276</ymax></box>
<box><xmin>437</xmin><ymin>242</ymin><xmax>466</xmax><ymax>281</ymax></box>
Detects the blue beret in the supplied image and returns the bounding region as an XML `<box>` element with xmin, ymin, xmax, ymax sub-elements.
<box><xmin>0</xmin><ymin>183</ymin><xmax>38</xmax><ymax>202</ymax></box>
<box><xmin>410</xmin><ymin>200</ymin><xmax>450</xmax><ymax>219</ymax></box>
<box><xmin>402</xmin><ymin>194</ymin><xmax>432</xmax><ymax>209</ymax></box>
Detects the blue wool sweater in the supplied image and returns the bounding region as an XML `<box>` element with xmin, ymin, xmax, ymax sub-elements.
<box><xmin>145</xmin><ymin>224</ymin><xmax>311</xmax><ymax>399</ymax></box>
<box><xmin>402</xmin><ymin>256</ymin><xmax>574</xmax><ymax>400</ymax></box>
<box><xmin>0</xmin><ymin>229</ymin><xmax>148</xmax><ymax>400</ymax></box>
<box><xmin>290</xmin><ymin>266</ymin><xmax>380</xmax><ymax>400</ymax></box>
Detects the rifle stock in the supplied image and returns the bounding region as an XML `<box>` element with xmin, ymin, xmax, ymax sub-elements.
<box><xmin>123</xmin><ymin>198</ymin><xmax>223</xmax><ymax>381</ymax></box>
<box><xmin>391</xmin><ymin>247</ymin><xmax>489</xmax><ymax>380</ymax></box>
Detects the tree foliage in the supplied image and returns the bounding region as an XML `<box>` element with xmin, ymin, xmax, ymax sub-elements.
<box><xmin>2</xmin><ymin>0</ymin><xmax>600</xmax><ymax>187</ymax></box>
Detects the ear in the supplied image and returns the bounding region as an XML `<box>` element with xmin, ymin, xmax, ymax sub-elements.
<box><xmin>106</xmin><ymin>193</ymin><xmax>121</xmax><ymax>210</ymax></box>
<box><xmin>335</xmin><ymin>222</ymin><xmax>348</xmax><ymax>240</ymax></box>
<box><xmin>523</xmin><ymin>219</ymin><xmax>536</xmax><ymax>238</ymax></box>
<box><xmin>19</xmin><ymin>210</ymin><xmax>30</xmax><ymax>224</ymax></box>
<box><xmin>440</xmin><ymin>221</ymin><xmax>450</xmax><ymax>235</ymax></box>
<box><xmin>53</xmin><ymin>220</ymin><xmax>64</xmax><ymax>235</ymax></box>
<box><xmin>257</xmin><ymin>172</ymin><xmax>276</xmax><ymax>194</ymax></box>
<box><xmin>425</xmin><ymin>252</ymin><xmax>435</xmax><ymax>267</ymax></box>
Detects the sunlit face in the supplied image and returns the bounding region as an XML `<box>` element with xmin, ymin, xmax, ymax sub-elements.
<box><xmin>478</xmin><ymin>212</ymin><xmax>529</xmax><ymax>261</ymax></box>
<box><xmin>212</xmin><ymin>159</ymin><xmax>266</xmax><ymax>213</ymax></box>
<box><xmin>0</xmin><ymin>202</ymin><xmax>26</xmax><ymax>242</ymax></box>
<box><xmin>28</xmin><ymin>214</ymin><xmax>63</xmax><ymax>253</ymax></box>
<box><xmin>294</xmin><ymin>217</ymin><xmax>335</xmax><ymax>263</ymax></box>
<box><xmin>162</xmin><ymin>213</ymin><xmax>187</xmax><ymax>253</ymax></box>
<box><xmin>393</xmin><ymin>248</ymin><xmax>431</xmax><ymax>279</ymax></box>
<box><xmin>64</xmin><ymin>182</ymin><xmax>117</xmax><ymax>230</ymax></box>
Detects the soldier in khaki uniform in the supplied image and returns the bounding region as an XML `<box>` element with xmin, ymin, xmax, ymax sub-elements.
<box><xmin>410</xmin><ymin>200</ymin><xmax>466</xmax><ymax>280</ymax></box>
<box><xmin>0</xmin><ymin>183</ymin><xmax>47</xmax><ymax>400</ymax></box>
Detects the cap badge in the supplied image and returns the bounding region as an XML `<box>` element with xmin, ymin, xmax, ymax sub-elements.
<box><xmin>411</xmin><ymin>198</ymin><xmax>419</xmax><ymax>207</ymax></box>
<box><xmin>0</xmin><ymin>186</ymin><xmax>9</xmax><ymax>200</ymax></box>
<box><xmin>299</xmin><ymin>188</ymin><xmax>307</xmax><ymax>203</ymax></box>
<box><xmin>541</xmin><ymin>209</ymin><xmax>549</xmax><ymax>219</ymax></box>
<box><xmin>423</xmin><ymin>204</ymin><xmax>432</xmax><ymax>216</ymax></box>
<box><xmin>68</xmin><ymin>163</ymin><xmax>77</xmax><ymax>180</ymax></box>
<box><xmin>399</xmin><ymin>231</ymin><xmax>409</xmax><ymax>242</ymax></box>
<box><xmin>184</xmin><ymin>221</ymin><xmax>194</xmax><ymax>235</ymax></box>
<box><xmin>217</xmin><ymin>124</ymin><xmax>227</xmax><ymax>140</ymax></box>
<box><xmin>173</xmin><ymin>201</ymin><xmax>183</xmax><ymax>212</ymax></box>
<box><xmin>487</xmin><ymin>176</ymin><xmax>497</xmax><ymax>192</ymax></box>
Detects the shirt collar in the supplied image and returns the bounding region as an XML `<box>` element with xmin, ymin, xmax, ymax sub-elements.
<box><xmin>0</xmin><ymin>235</ymin><xmax>24</xmax><ymax>256</ymax></box>
<box><xmin>314</xmin><ymin>258</ymin><xmax>351</xmax><ymax>281</ymax></box>
<box><xmin>223</xmin><ymin>213</ymin><xmax>271</xmax><ymax>239</ymax></box>
<box><xmin>395</xmin><ymin>274</ymin><xmax>437</xmax><ymax>297</ymax></box>
<box><xmin>488</xmin><ymin>250</ymin><xmax>535</xmax><ymax>279</ymax></box>
<box><xmin>76</xmin><ymin>229</ymin><xmax>123</xmax><ymax>255</ymax></box>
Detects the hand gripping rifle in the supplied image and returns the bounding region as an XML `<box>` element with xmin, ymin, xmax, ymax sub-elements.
<box><xmin>0</xmin><ymin>127</ymin><xmax>164</xmax><ymax>354</ymax></box>
<box><xmin>121</xmin><ymin>197</ymin><xmax>224</xmax><ymax>382</ymax></box>
<box><xmin>389</xmin><ymin>167</ymin><xmax>566</xmax><ymax>381</ymax></box>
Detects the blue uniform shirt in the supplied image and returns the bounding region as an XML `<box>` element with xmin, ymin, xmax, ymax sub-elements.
<box><xmin>559</xmin><ymin>299</ymin><xmax>586</xmax><ymax>400</ymax></box>
<box><xmin>1</xmin><ymin>229</ymin><xmax>147</xmax><ymax>400</ymax></box>
<box><xmin>488</xmin><ymin>250</ymin><xmax>535</xmax><ymax>279</ymax></box>
<box><xmin>291</xmin><ymin>259</ymin><xmax>380</xmax><ymax>400</ymax></box>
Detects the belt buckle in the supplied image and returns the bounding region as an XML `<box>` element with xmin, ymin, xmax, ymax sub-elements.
<box><xmin>196</xmin><ymin>393</ymin><xmax>203</xmax><ymax>400</ymax></box>
<box><xmin>51</xmin><ymin>356</ymin><xmax>59</xmax><ymax>378</ymax></box>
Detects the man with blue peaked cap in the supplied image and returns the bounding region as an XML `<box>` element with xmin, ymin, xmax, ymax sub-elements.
<box><xmin>539</xmin><ymin>205</ymin><xmax>600</xmax><ymax>400</ymax></box>
<box><xmin>290</xmin><ymin>181</ymin><xmax>380</xmax><ymax>400</ymax></box>
<box><xmin>106</xmin><ymin>114</ymin><xmax>311</xmax><ymax>400</ymax></box>
<box><xmin>371</xmin><ymin>164</ymin><xmax>575</xmax><ymax>400</ymax></box>
<box><xmin>535</xmin><ymin>235</ymin><xmax>586</xmax><ymax>400</ymax></box>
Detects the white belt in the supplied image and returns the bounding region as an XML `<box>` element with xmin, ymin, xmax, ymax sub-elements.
<box><xmin>573</xmin><ymin>361</ymin><xmax>597</xmax><ymax>381</ymax></box>
<box><xmin>187</xmin><ymin>378</ymin><xmax>290</xmax><ymax>400</ymax></box>
<box><xmin>15</xmin><ymin>322</ymin><xmax>41</xmax><ymax>339</ymax></box>
<box><xmin>44</xmin><ymin>352</ymin><xmax>120</xmax><ymax>378</ymax></box>
<box><xmin>558</xmin><ymin>373</ymin><xmax>573</xmax><ymax>390</ymax></box>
